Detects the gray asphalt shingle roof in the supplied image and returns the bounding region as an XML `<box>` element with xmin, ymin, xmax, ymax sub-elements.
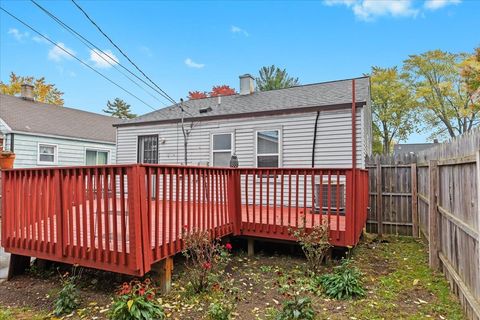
<box><xmin>0</xmin><ymin>94</ymin><xmax>118</xmax><ymax>143</ymax></box>
<box><xmin>118</xmin><ymin>76</ymin><xmax>369</xmax><ymax>127</ymax></box>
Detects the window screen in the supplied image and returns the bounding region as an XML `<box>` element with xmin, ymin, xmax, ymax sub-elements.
<box><xmin>256</xmin><ymin>130</ymin><xmax>279</xmax><ymax>167</ymax></box>
<box><xmin>38</xmin><ymin>144</ymin><xmax>56</xmax><ymax>163</ymax></box>
<box><xmin>138</xmin><ymin>135</ymin><xmax>158</xmax><ymax>164</ymax></box>
<box><xmin>212</xmin><ymin>133</ymin><xmax>232</xmax><ymax>167</ymax></box>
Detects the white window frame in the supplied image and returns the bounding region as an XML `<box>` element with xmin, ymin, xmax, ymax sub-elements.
<box><xmin>210</xmin><ymin>132</ymin><xmax>234</xmax><ymax>167</ymax></box>
<box><xmin>84</xmin><ymin>148</ymin><xmax>110</xmax><ymax>165</ymax></box>
<box><xmin>37</xmin><ymin>143</ymin><xmax>58</xmax><ymax>165</ymax></box>
<box><xmin>255</xmin><ymin>128</ymin><xmax>282</xmax><ymax>168</ymax></box>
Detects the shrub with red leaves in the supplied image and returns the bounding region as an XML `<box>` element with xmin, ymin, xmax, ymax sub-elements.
<box><xmin>182</xmin><ymin>229</ymin><xmax>232</xmax><ymax>293</ymax></box>
<box><xmin>109</xmin><ymin>279</ymin><xmax>165</xmax><ymax>320</ymax></box>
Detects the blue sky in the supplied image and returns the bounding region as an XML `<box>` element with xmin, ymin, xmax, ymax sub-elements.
<box><xmin>1</xmin><ymin>0</ymin><xmax>479</xmax><ymax>143</ymax></box>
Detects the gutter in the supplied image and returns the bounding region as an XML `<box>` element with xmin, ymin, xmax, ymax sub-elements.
<box><xmin>311</xmin><ymin>111</ymin><xmax>320</xmax><ymax>167</ymax></box>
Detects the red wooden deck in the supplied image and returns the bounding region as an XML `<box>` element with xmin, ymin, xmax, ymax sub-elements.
<box><xmin>1</xmin><ymin>164</ymin><xmax>368</xmax><ymax>276</ymax></box>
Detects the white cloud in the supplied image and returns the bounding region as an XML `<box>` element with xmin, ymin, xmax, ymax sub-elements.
<box><xmin>324</xmin><ymin>0</ymin><xmax>420</xmax><ymax>21</ymax></box>
<box><xmin>424</xmin><ymin>0</ymin><xmax>461</xmax><ymax>10</ymax></box>
<box><xmin>184</xmin><ymin>58</ymin><xmax>205</xmax><ymax>69</ymax></box>
<box><xmin>89</xmin><ymin>49</ymin><xmax>119</xmax><ymax>68</ymax></box>
<box><xmin>32</xmin><ymin>35</ymin><xmax>49</xmax><ymax>44</ymax></box>
<box><xmin>8</xmin><ymin>28</ymin><xmax>29</xmax><ymax>41</ymax></box>
<box><xmin>231</xmin><ymin>25</ymin><xmax>249</xmax><ymax>36</ymax></box>
<box><xmin>48</xmin><ymin>42</ymin><xmax>75</xmax><ymax>61</ymax></box>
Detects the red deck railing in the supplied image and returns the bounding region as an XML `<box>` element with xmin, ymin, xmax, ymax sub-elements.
<box><xmin>1</xmin><ymin>164</ymin><xmax>368</xmax><ymax>276</ymax></box>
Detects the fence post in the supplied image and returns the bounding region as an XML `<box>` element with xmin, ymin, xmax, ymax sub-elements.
<box><xmin>126</xmin><ymin>165</ymin><xmax>145</xmax><ymax>275</ymax></box>
<box><xmin>411</xmin><ymin>163</ymin><xmax>419</xmax><ymax>237</ymax></box>
<box><xmin>428</xmin><ymin>160</ymin><xmax>440</xmax><ymax>270</ymax></box>
<box><xmin>376</xmin><ymin>158</ymin><xmax>383</xmax><ymax>236</ymax></box>
<box><xmin>227</xmin><ymin>170</ymin><xmax>241</xmax><ymax>235</ymax></box>
<box><xmin>476</xmin><ymin>150</ymin><xmax>480</xmax><ymax>288</ymax></box>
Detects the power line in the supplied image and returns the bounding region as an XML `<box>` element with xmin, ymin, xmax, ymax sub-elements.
<box><xmin>0</xmin><ymin>6</ymin><xmax>158</xmax><ymax>111</ymax></box>
<box><xmin>30</xmin><ymin>0</ymin><xmax>169</xmax><ymax>107</ymax></box>
<box><xmin>71</xmin><ymin>0</ymin><xmax>178</xmax><ymax>106</ymax></box>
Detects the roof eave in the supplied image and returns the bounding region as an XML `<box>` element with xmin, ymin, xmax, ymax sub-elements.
<box><xmin>114</xmin><ymin>101</ymin><xmax>367</xmax><ymax>128</ymax></box>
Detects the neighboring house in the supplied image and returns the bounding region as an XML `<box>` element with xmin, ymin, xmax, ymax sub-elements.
<box><xmin>393</xmin><ymin>142</ymin><xmax>438</xmax><ymax>157</ymax></box>
<box><xmin>0</xmin><ymin>85</ymin><xmax>118</xmax><ymax>168</ymax></box>
<box><xmin>115</xmin><ymin>75</ymin><xmax>372</xmax><ymax>169</ymax></box>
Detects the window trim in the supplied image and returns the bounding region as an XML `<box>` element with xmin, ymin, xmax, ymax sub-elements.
<box><xmin>210</xmin><ymin>132</ymin><xmax>234</xmax><ymax>167</ymax></box>
<box><xmin>254</xmin><ymin>129</ymin><xmax>282</xmax><ymax>168</ymax></box>
<box><xmin>84</xmin><ymin>148</ymin><xmax>111</xmax><ymax>165</ymax></box>
<box><xmin>137</xmin><ymin>134</ymin><xmax>159</xmax><ymax>164</ymax></box>
<box><xmin>37</xmin><ymin>143</ymin><xmax>58</xmax><ymax>165</ymax></box>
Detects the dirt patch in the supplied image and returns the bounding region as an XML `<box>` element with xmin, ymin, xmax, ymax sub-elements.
<box><xmin>0</xmin><ymin>237</ymin><xmax>466</xmax><ymax>320</ymax></box>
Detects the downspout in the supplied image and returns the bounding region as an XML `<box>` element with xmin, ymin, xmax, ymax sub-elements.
<box><xmin>311</xmin><ymin>110</ymin><xmax>320</xmax><ymax>168</ymax></box>
<box><xmin>351</xmin><ymin>79</ymin><xmax>357</xmax><ymax>243</ymax></box>
<box><xmin>10</xmin><ymin>133</ymin><xmax>15</xmax><ymax>153</ymax></box>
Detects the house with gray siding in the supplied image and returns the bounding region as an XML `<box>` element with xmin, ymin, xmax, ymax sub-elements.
<box><xmin>115</xmin><ymin>75</ymin><xmax>372</xmax><ymax>169</ymax></box>
<box><xmin>0</xmin><ymin>85</ymin><xmax>118</xmax><ymax>168</ymax></box>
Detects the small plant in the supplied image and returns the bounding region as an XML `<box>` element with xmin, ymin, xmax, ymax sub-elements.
<box><xmin>292</xmin><ymin>222</ymin><xmax>332</xmax><ymax>273</ymax></box>
<box><xmin>275</xmin><ymin>296</ymin><xmax>315</xmax><ymax>320</ymax></box>
<box><xmin>109</xmin><ymin>279</ymin><xmax>165</xmax><ymax>320</ymax></box>
<box><xmin>182</xmin><ymin>228</ymin><xmax>232</xmax><ymax>293</ymax></box>
<box><xmin>319</xmin><ymin>259</ymin><xmax>365</xmax><ymax>299</ymax></box>
<box><xmin>207</xmin><ymin>299</ymin><xmax>234</xmax><ymax>320</ymax></box>
<box><xmin>53</xmin><ymin>268</ymin><xmax>82</xmax><ymax>316</ymax></box>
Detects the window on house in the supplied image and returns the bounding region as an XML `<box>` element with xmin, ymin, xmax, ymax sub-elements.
<box><xmin>86</xmin><ymin>150</ymin><xmax>109</xmax><ymax>165</ymax></box>
<box><xmin>212</xmin><ymin>133</ymin><xmax>232</xmax><ymax>167</ymax></box>
<box><xmin>138</xmin><ymin>135</ymin><xmax>158</xmax><ymax>164</ymax></box>
<box><xmin>256</xmin><ymin>130</ymin><xmax>279</xmax><ymax>167</ymax></box>
<box><xmin>38</xmin><ymin>144</ymin><xmax>57</xmax><ymax>164</ymax></box>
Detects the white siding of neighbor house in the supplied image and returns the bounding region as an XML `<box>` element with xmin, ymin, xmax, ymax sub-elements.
<box><xmin>2</xmin><ymin>132</ymin><xmax>116</xmax><ymax>168</ymax></box>
<box><xmin>116</xmin><ymin>107</ymin><xmax>370</xmax><ymax>169</ymax></box>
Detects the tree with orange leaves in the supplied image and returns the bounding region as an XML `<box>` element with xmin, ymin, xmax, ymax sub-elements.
<box><xmin>187</xmin><ymin>85</ymin><xmax>236</xmax><ymax>100</ymax></box>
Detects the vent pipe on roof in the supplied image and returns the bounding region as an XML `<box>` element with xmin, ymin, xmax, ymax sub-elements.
<box><xmin>239</xmin><ymin>74</ymin><xmax>254</xmax><ymax>95</ymax></box>
<box><xmin>20</xmin><ymin>83</ymin><xmax>34</xmax><ymax>101</ymax></box>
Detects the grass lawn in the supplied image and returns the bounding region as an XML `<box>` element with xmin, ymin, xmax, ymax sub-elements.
<box><xmin>0</xmin><ymin>236</ymin><xmax>465</xmax><ymax>319</ymax></box>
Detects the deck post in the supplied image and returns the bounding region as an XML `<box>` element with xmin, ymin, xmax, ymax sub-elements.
<box><xmin>153</xmin><ymin>257</ymin><xmax>174</xmax><ymax>294</ymax></box>
<box><xmin>227</xmin><ymin>171</ymin><xmax>242</xmax><ymax>235</ymax></box>
<box><xmin>247</xmin><ymin>238</ymin><xmax>254</xmax><ymax>256</ymax></box>
<box><xmin>428</xmin><ymin>160</ymin><xmax>440</xmax><ymax>270</ymax></box>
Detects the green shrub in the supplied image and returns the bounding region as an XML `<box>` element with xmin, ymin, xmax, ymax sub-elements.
<box><xmin>319</xmin><ymin>259</ymin><xmax>365</xmax><ymax>299</ymax></box>
<box><xmin>109</xmin><ymin>279</ymin><xmax>165</xmax><ymax>320</ymax></box>
<box><xmin>207</xmin><ymin>299</ymin><xmax>233</xmax><ymax>320</ymax></box>
<box><xmin>53</xmin><ymin>270</ymin><xmax>81</xmax><ymax>316</ymax></box>
<box><xmin>276</xmin><ymin>296</ymin><xmax>315</xmax><ymax>320</ymax></box>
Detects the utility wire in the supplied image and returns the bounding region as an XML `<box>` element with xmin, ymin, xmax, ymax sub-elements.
<box><xmin>0</xmin><ymin>6</ymin><xmax>157</xmax><ymax>111</ymax></box>
<box><xmin>71</xmin><ymin>0</ymin><xmax>178</xmax><ymax>106</ymax></box>
<box><xmin>30</xmin><ymin>0</ymin><xmax>168</xmax><ymax>107</ymax></box>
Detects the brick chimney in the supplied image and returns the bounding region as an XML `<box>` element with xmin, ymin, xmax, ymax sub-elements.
<box><xmin>21</xmin><ymin>83</ymin><xmax>34</xmax><ymax>101</ymax></box>
<box><xmin>239</xmin><ymin>74</ymin><xmax>254</xmax><ymax>95</ymax></box>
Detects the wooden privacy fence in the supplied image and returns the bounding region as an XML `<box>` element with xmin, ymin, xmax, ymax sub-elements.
<box><xmin>367</xmin><ymin>129</ymin><xmax>480</xmax><ymax>320</ymax></box>
<box><xmin>1</xmin><ymin>164</ymin><xmax>368</xmax><ymax>277</ymax></box>
<box><xmin>416</xmin><ymin>133</ymin><xmax>480</xmax><ymax>320</ymax></box>
<box><xmin>366</xmin><ymin>154</ymin><xmax>417</xmax><ymax>236</ymax></box>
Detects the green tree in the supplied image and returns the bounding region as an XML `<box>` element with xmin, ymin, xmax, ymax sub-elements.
<box><xmin>460</xmin><ymin>46</ymin><xmax>480</xmax><ymax>109</ymax></box>
<box><xmin>0</xmin><ymin>72</ymin><xmax>64</xmax><ymax>105</ymax></box>
<box><xmin>403</xmin><ymin>50</ymin><xmax>479</xmax><ymax>139</ymax></box>
<box><xmin>371</xmin><ymin>66</ymin><xmax>417</xmax><ymax>154</ymax></box>
<box><xmin>255</xmin><ymin>65</ymin><xmax>300</xmax><ymax>91</ymax></box>
<box><xmin>103</xmin><ymin>98</ymin><xmax>136</xmax><ymax>119</ymax></box>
